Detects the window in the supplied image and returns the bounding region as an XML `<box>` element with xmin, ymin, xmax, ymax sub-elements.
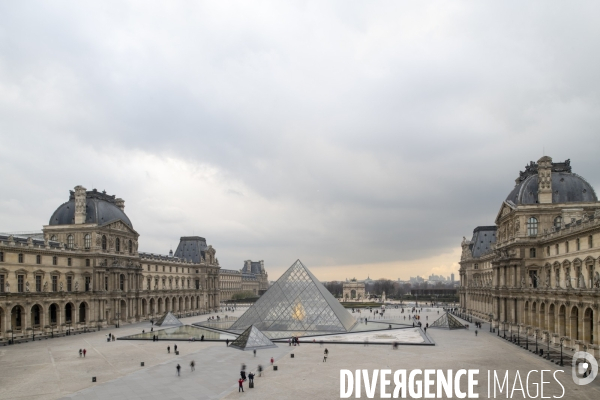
<box><xmin>196</xmin><ymin>269</ymin><xmax>199</xmax><ymax>273</ymax></box>
<box><xmin>105</xmin><ymin>276</ymin><xmax>109</xmax><ymax>291</ymax></box>
<box><xmin>546</xmin><ymin>246</ymin><xmax>550</xmax><ymax>256</ymax></box>
<box><xmin>590</xmin><ymin>235</ymin><xmax>594</xmax><ymax>249</ymax></box>
<box><xmin>554</xmin><ymin>216</ymin><xmax>562</xmax><ymax>229</ymax></box>
<box><xmin>86</xmin><ymin>258</ymin><xmax>90</xmax><ymax>267</ymax></box>
<box><xmin>162</xmin><ymin>266</ymin><xmax>165</xmax><ymax>272</ymax></box>
<box><xmin>196</xmin><ymin>279</ymin><xmax>200</xmax><ymax>289</ymax></box>
<box><xmin>0</xmin><ymin>251</ymin><xmax>3</xmax><ymax>262</ymax></box>
<box><xmin>52</xmin><ymin>276</ymin><xmax>58</xmax><ymax>292</ymax></box>
<box><xmin>555</xmin><ymin>244</ymin><xmax>559</xmax><ymax>255</ymax></box>
<box><xmin>36</xmin><ymin>255</ymin><xmax>41</xmax><ymax>264</ymax></box>
<box><xmin>84</xmin><ymin>234</ymin><xmax>91</xmax><ymax>249</ymax></box>
<box><xmin>147</xmin><ymin>278</ymin><xmax>151</xmax><ymax>290</ymax></box>
<box><xmin>176</xmin><ymin>267</ymin><xmax>178</xmax><ymax>273</ymax></box>
<box><xmin>474</xmin><ymin>264</ymin><xmax>479</xmax><ymax>270</ymax></box>
<box><xmin>129</xmin><ymin>240</ymin><xmax>132</xmax><ymax>254</ymax></box>
<box><xmin>116</xmin><ymin>238</ymin><xmax>120</xmax><ymax>252</ymax></box>
<box><xmin>530</xmin><ymin>248</ymin><xmax>536</xmax><ymax>258</ymax></box>
<box><xmin>36</xmin><ymin>275</ymin><xmax>42</xmax><ymax>292</ymax></box>
<box><xmin>18</xmin><ymin>253</ymin><xmax>24</xmax><ymax>263</ymax></box>
<box><xmin>147</xmin><ymin>265</ymin><xmax>150</xmax><ymax>271</ymax></box>
<box><xmin>85</xmin><ymin>277</ymin><xmax>91</xmax><ymax>291</ymax></box>
<box><xmin>67</xmin><ymin>257</ymin><xmax>72</xmax><ymax>266</ymax></box>
<box><xmin>170</xmin><ymin>266</ymin><xmax>172</xmax><ymax>272</ymax></box>
<box><xmin>66</xmin><ymin>235</ymin><xmax>74</xmax><ymax>249</ymax></box>
<box><xmin>527</xmin><ymin>217</ymin><xmax>538</xmax><ymax>236</ymax></box>
<box><xmin>102</xmin><ymin>235</ymin><xmax>107</xmax><ymax>250</ymax></box>
<box><xmin>67</xmin><ymin>276</ymin><xmax>72</xmax><ymax>292</ymax></box>
<box><xmin>155</xmin><ymin>278</ymin><xmax>158</xmax><ymax>289</ymax></box>
<box><xmin>52</xmin><ymin>256</ymin><xmax>57</xmax><ymax>266</ymax></box>
<box><xmin>0</xmin><ymin>275</ymin><xmax>4</xmax><ymax>292</ymax></box>
<box><xmin>565</xmin><ymin>241</ymin><xmax>569</xmax><ymax>253</ymax></box>
<box><xmin>120</xmin><ymin>274</ymin><xmax>125</xmax><ymax>291</ymax></box>
<box><xmin>50</xmin><ymin>235</ymin><xmax>57</xmax><ymax>241</ymax></box>
<box><xmin>50</xmin><ymin>304</ymin><xmax>57</xmax><ymax>324</ymax></box>
<box><xmin>17</xmin><ymin>274</ymin><xmax>24</xmax><ymax>292</ymax></box>
<box><xmin>576</xmin><ymin>238</ymin><xmax>580</xmax><ymax>251</ymax></box>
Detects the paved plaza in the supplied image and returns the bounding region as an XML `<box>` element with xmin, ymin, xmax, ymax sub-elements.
<box><xmin>1</xmin><ymin>306</ymin><xmax>599</xmax><ymax>399</ymax></box>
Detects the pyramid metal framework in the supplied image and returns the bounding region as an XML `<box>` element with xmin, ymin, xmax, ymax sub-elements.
<box><xmin>429</xmin><ymin>312</ymin><xmax>466</xmax><ymax>330</ymax></box>
<box><xmin>155</xmin><ymin>311</ymin><xmax>183</xmax><ymax>327</ymax></box>
<box><xmin>229</xmin><ymin>325</ymin><xmax>277</xmax><ymax>351</ymax></box>
<box><xmin>230</xmin><ymin>259</ymin><xmax>356</xmax><ymax>332</ymax></box>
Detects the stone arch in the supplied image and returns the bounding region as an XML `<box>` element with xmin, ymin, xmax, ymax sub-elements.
<box><xmin>583</xmin><ymin>307</ymin><xmax>593</xmax><ymax>344</ymax></box>
<box><xmin>531</xmin><ymin>301</ymin><xmax>538</xmax><ymax>328</ymax></box>
<box><xmin>548</xmin><ymin>303</ymin><xmax>556</xmax><ymax>333</ymax></box>
<box><xmin>0</xmin><ymin>306</ymin><xmax>4</xmax><ymax>336</ymax></box>
<box><xmin>165</xmin><ymin>297</ymin><xmax>171</xmax><ymax>312</ymax></box>
<box><xmin>31</xmin><ymin>303</ymin><xmax>43</xmax><ymax>328</ymax></box>
<box><xmin>64</xmin><ymin>302</ymin><xmax>75</xmax><ymax>324</ymax></box>
<box><xmin>49</xmin><ymin>303</ymin><xmax>60</xmax><ymax>326</ymax></box>
<box><xmin>141</xmin><ymin>298</ymin><xmax>147</xmax><ymax>316</ymax></box>
<box><xmin>157</xmin><ymin>298</ymin><xmax>163</xmax><ymax>314</ymax></box>
<box><xmin>524</xmin><ymin>301</ymin><xmax>530</xmax><ymax>325</ymax></box>
<box><xmin>539</xmin><ymin>302</ymin><xmax>546</xmax><ymax>330</ymax></box>
<box><xmin>79</xmin><ymin>301</ymin><xmax>88</xmax><ymax>323</ymax></box>
<box><xmin>149</xmin><ymin>298</ymin><xmax>155</xmax><ymax>315</ymax></box>
<box><xmin>569</xmin><ymin>306</ymin><xmax>579</xmax><ymax>341</ymax></box>
<box><xmin>558</xmin><ymin>304</ymin><xmax>566</xmax><ymax>336</ymax></box>
<box><xmin>119</xmin><ymin>299</ymin><xmax>127</xmax><ymax>322</ymax></box>
<box><xmin>11</xmin><ymin>304</ymin><xmax>25</xmax><ymax>332</ymax></box>
<box><xmin>196</xmin><ymin>296</ymin><xmax>200</xmax><ymax>309</ymax></box>
<box><xmin>178</xmin><ymin>297</ymin><xmax>183</xmax><ymax>312</ymax></box>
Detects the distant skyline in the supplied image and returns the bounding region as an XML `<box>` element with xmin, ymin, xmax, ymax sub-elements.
<box><xmin>1</xmin><ymin>2</ymin><xmax>599</xmax><ymax>281</ymax></box>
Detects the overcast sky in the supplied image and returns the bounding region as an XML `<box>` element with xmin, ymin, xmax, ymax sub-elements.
<box><xmin>1</xmin><ymin>1</ymin><xmax>599</xmax><ymax>281</ymax></box>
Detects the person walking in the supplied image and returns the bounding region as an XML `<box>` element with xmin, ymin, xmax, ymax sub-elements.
<box><xmin>323</xmin><ymin>348</ymin><xmax>328</xmax><ymax>362</ymax></box>
<box><xmin>174</xmin><ymin>344</ymin><xmax>178</xmax><ymax>352</ymax></box>
<box><xmin>475</xmin><ymin>330</ymin><xmax>478</xmax><ymax>337</ymax></box>
<box><xmin>190</xmin><ymin>360</ymin><xmax>195</xmax><ymax>371</ymax></box>
<box><xmin>226</xmin><ymin>338</ymin><xmax>229</xmax><ymax>347</ymax></box>
<box><xmin>167</xmin><ymin>345</ymin><xmax>170</xmax><ymax>354</ymax></box>
<box><xmin>257</xmin><ymin>365</ymin><xmax>263</xmax><ymax>377</ymax></box>
<box><xmin>248</xmin><ymin>372</ymin><xmax>254</xmax><ymax>384</ymax></box>
<box><xmin>253</xmin><ymin>349</ymin><xmax>256</xmax><ymax>357</ymax></box>
<box><xmin>83</xmin><ymin>349</ymin><xmax>87</xmax><ymax>358</ymax></box>
<box><xmin>238</xmin><ymin>378</ymin><xmax>244</xmax><ymax>392</ymax></box>
<box><xmin>79</xmin><ymin>349</ymin><xmax>82</xmax><ymax>357</ymax></box>
<box><xmin>176</xmin><ymin>364</ymin><xmax>181</xmax><ymax>376</ymax></box>
<box><xmin>270</xmin><ymin>357</ymin><xmax>274</xmax><ymax>366</ymax></box>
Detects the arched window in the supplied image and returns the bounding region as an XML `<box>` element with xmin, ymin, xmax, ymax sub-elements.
<box><xmin>527</xmin><ymin>217</ymin><xmax>538</xmax><ymax>236</ymax></box>
<box><xmin>554</xmin><ymin>216</ymin><xmax>562</xmax><ymax>229</ymax></box>
<box><xmin>128</xmin><ymin>240</ymin><xmax>132</xmax><ymax>254</ymax></box>
<box><xmin>84</xmin><ymin>234</ymin><xmax>91</xmax><ymax>249</ymax></box>
<box><xmin>120</xmin><ymin>274</ymin><xmax>125</xmax><ymax>291</ymax></box>
<box><xmin>116</xmin><ymin>238</ymin><xmax>121</xmax><ymax>252</ymax></box>
<box><xmin>102</xmin><ymin>235</ymin><xmax>107</xmax><ymax>250</ymax></box>
<box><xmin>66</xmin><ymin>235</ymin><xmax>74</xmax><ymax>249</ymax></box>
<box><xmin>50</xmin><ymin>235</ymin><xmax>57</xmax><ymax>241</ymax></box>
<box><xmin>589</xmin><ymin>235</ymin><xmax>594</xmax><ymax>249</ymax></box>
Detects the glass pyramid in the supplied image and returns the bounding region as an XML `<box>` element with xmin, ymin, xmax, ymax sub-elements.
<box><xmin>230</xmin><ymin>259</ymin><xmax>356</xmax><ymax>332</ymax></box>
<box><xmin>429</xmin><ymin>312</ymin><xmax>466</xmax><ymax>330</ymax></box>
<box><xmin>229</xmin><ymin>325</ymin><xmax>277</xmax><ymax>351</ymax></box>
<box><xmin>155</xmin><ymin>311</ymin><xmax>183</xmax><ymax>327</ymax></box>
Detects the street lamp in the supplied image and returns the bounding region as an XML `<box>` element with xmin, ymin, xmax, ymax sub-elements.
<box><xmin>517</xmin><ymin>324</ymin><xmax>520</xmax><ymax>346</ymax></box>
<box><xmin>503</xmin><ymin>321</ymin><xmax>507</xmax><ymax>339</ymax></box>
<box><xmin>489</xmin><ymin>314</ymin><xmax>493</xmax><ymax>333</ymax></box>
<box><xmin>525</xmin><ymin>327</ymin><xmax>529</xmax><ymax>350</ymax></box>
<box><xmin>115</xmin><ymin>312</ymin><xmax>120</xmax><ymax>328</ymax></box>
<box><xmin>559</xmin><ymin>337</ymin><xmax>565</xmax><ymax>366</ymax></box>
<box><xmin>545</xmin><ymin>333</ymin><xmax>550</xmax><ymax>360</ymax></box>
<box><xmin>535</xmin><ymin>329</ymin><xmax>540</xmax><ymax>354</ymax></box>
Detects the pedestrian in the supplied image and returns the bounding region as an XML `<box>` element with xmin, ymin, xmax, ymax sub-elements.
<box><xmin>142</xmin><ymin>329</ymin><xmax>145</xmax><ymax>334</ymax></box>
<box><xmin>190</xmin><ymin>360</ymin><xmax>195</xmax><ymax>371</ymax></box>
<box><xmin>258</xmin><ymin>365</ymin><xmax>263</xmax><ymax>377</ymax></box>
<box><xmin>475</xmin><ymin>330</ymin><xmax>478</xmax><ymax>337</ymax></box>
<box><xmin>248</xmin><ymin>372</ymin><xmax>254</xmax><ymax>384</ymax></box>
<box><xmin>112</xmin><ymin>334</ymin><xmax>115</xmax><ymax>341</ymax></box>
<box><xmin>288</xmin><ymin>338</ymin><xmax>291</xmax><ymax>346</ymax></box>
<box><xmin>176</xmin><ymin>364</ymin><xmax>181</xmax><ymax>376</ymax></box>
<box><xmin>151</xmin><ymin>327</ymin><xmax>153</xmax><ymax>332</ymax></box>
<box><xmin>167</xmin><ymin>345</ymin><xmax>170</xmax><ymax>354</ymax></box>
<box><xmin>238</xmin><ymin>378</ymin><xmax>244</xmax><ymax>392</ymax></box>
<box><xmin>241</xmin><ymin>369</ymin><xmax>247</xmax><ymax>381</ymax></box>
<box><xmin>253</xmin><ymin>349</ymin><xmax>256</xmax><ymax>357</ymax></box>
<box><xmin>83</xmin><ymin>349</ymin><xmax>87</xmax><ymax>358</ymax></box>
<box><xmin>226</xmin><ymin>338</ymin><xmax>229</xmax><ymax>347</ymax></box>
<box><xmin>270</xmin><ymin>357</ymin><xmax>274</xmax><ymax>366</ymax></box>
<box><xmin>174</xmin><ymin>344</ymin><xmax>177</xmax><ymax>352</ymax></box>
<box><xmin>79</xmin><ymin>349</ymin><xmax>82</xmax><ymax>357</ymax></box>
<box><xmin>323</xmin><ymin>348</ymin><xmax>328</xmax><ymax>362</ymax></box>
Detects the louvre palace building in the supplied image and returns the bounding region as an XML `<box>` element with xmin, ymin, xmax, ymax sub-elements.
<box><xmin>0</xmin><ymin>185</ymin><xmax>238</xmax><ymax>341</ymax></box>
<box><xmin>459</xmin><ymin>156</ymin><xmax>600</xmax><ymax>355</ymax></box>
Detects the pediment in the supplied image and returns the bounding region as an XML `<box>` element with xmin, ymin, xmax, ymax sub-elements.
<box><xmin>495</xmin><ymin>201</ymin><xmax>516</xmax><ymax>224</ymax></box>
<box><xmin>100</xmin><ymin>219</ymin><xmax>138</xmax><ymax>235</ymax></box>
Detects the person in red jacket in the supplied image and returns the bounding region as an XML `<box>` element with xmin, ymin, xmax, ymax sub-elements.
<box><xmin>270</xmin><ymin>357</ymin><xmax>274</xmax><ymax>366</ymax></box>
<box><xmin>238</xmin><ymin>378</ymin><xmax>244</xmax><ymax>392</ymax></box>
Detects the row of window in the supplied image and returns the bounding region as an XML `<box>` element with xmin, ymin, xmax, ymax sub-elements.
<box><xmin>0</xmin><ymin>252</ymin><xmax>91</xmax><ymax>267</ymax></box>
<box><xmin>527</xmin><ymin>216</ymin><xmax>592</xmax><ymax>237</ymax></box>
<box><xmin>145</xmin><ymin>277</ymin><xmax>201</xmax><ymax>290</ymax></box>
<box><xmin>529</xmin><ymin>235</ymin><xmax>595</xmax><ymax>258</ymax></box>
<box><xmin>49</xmin><ymin>234</ymin><xmax>133</xmax><ymax>254</ymax></box>
<box><xmin>0</xmin><ymin>274</ymin><xmax>91</xmax><ymax>293</ymax></box>
<box><xmin>146</xmin><ymin>265</ymin><xmax>198</xmax><ymax>274</ymax></box>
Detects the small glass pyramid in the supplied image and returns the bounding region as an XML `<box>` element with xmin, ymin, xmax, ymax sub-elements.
<box><xmin>229</xmin><ymin>325</ymin><xmax>277</xmax><ymax>351</ymax></box>
<box><xmin>155</xmin><ymin>311</ymin><xmax>183</xmax><ymax>327</ymax></box>
<box><xmin>429</xmin><ymin>312</ymin><xmax>466</xmax><ymax>330</ymax></box>
<box><xmin>230</xmin><ymin>259</ymin><xmax>356</xmax><ymax>332</ymax></box>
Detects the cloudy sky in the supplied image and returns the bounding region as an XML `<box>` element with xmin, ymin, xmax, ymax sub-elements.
<box><xmin>1</xmin><ymin>1</ymin><xmax>599</xmax><ymax>281</ymax></box>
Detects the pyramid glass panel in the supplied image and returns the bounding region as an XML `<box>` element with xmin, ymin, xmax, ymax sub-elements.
<box><xmin>230</xmin><ymin>259</ymin><xmax>356</xmax><ymax>333</ymax></box>
<box><xmin>229</xmin><ymin>325</ymin><xmax>277</xmax><ymax>351</ymax></box>
<box><xmin>155</xmin><ymin>311</ymin><xmax>183</xmax><ymax>327</ymax></box>
<box><xmin>429</xmin><ymin>312</ymin><xmax>466</xmax><ymax>330</ymax></box>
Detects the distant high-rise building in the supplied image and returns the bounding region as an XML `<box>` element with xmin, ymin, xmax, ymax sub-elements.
<box><xmin>451</xmin><ymin>273</ymin><xmax>455</xmax><ymax>282</ymax></box>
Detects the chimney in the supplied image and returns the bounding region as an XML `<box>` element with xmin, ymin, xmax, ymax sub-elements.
<box><xmin>115</xmin><ymin>198</ymin><xmax>125</xmax><ymax>211</ymax></box>
<box><xmin>537</xmin><ymin>156</ymin><xmax>552</xmax><ymax>204</ymax></box>
<box><xmin>74</xmin><ymin>185</ymin><xmax>87</xmax><ymax>224</ymax></box>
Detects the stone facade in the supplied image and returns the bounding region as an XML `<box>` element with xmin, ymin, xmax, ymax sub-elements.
<box><xmin>343</xmin><ymin>278</ymin><xmax>365</xmax><ymax>301</ymax></box>
<box><xmin>0</xmin><ymin>186</ymin><xmax>220</xmax><ymax>342</ymax></box>
<box><xmin>460</xmin><ymin>157</ymin><xmax>600</xmax><ymax>353</ymax></box>
<box><xmin>219</xmin><ymin>260</ymin><xmax>269</xmax><ymax>300</ymax></box>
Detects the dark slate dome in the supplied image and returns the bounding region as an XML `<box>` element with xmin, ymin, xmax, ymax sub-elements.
<box><xmin>506</xmin><ymin>159</ymin><xmax>597</xmax><ymax>205</ymax></box>
<box><xmin>49</xmin><ymin>189</ymin><xmax>133</xmax><ymax>228</ymax></box>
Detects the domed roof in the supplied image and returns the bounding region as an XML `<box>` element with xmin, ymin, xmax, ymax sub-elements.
<box><xmin>49</xmin><ymin>189</ymin><xmax>133</xmax><ymax>228</ymax></box>
<box><xmin>506</xmin><ymin>159</ymin><xmax>597</xmax><ymax>205</ymax></box>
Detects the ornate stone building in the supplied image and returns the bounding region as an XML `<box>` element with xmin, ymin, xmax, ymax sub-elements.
<box><xmin>0</xmin><ymin>186</ymin><xmax>220</xmax><ymax>342</ymax></box>
<box><xmin>219</xmin><ymin>260</ymin><xmax>269</xmax><ymax>301</ymax></box>
<box><xmin>460</xmin><ymin>157</ymin><xmax>600</xmax><ymax>354</ymax></box>
<box><xmin>342</xmin><ymin>278</ymin><xmax>366</xmax><ymax>301</ymax></box>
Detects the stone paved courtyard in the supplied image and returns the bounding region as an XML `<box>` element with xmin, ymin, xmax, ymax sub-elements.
<box><xmin>1</xmin><ymin>306</ymin><xmax>599</xmax><ymax>399</ymax></box>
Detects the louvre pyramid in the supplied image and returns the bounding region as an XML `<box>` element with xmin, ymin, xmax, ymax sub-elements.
<box><xmin>229</xmin><ymin>325</ymin><xmax>277</xmax><ymax>351</ymax></box>
<box><xmin>429</xmin><ymin>312</ymin><xmax>466</xmax><ymax>330</ymax></box>
<box><xmin>155</xmin><ymin>311</ymin><xmax>183</xmax><ymax>327</ymax></box>
<box><xmin>230</xmin><ymin>259</ymin><xmax>356</xmax><ymax>332</ymax></box>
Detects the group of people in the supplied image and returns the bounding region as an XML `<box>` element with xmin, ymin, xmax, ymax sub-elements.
<box><xmin>238</xmin><ymin>362</ymin><xmax>259</xmax><ymax>392</ymax></box>
<box><xmin>175</xmin><ymin>360</ymin><xmax>195</xmax><ymax>376</ymax></box>
<box><xmin>288</xmin><ymin>336</ymin><xmax>301</xmax><ymax>346</ymax></box>
<box><xmin>78</xmin><ymin>348</ymin><xmax>87</xmax><ymax>357</ymax></box>
<box><xmin>167</xmin><ymin>344</ymin><xmax>178</xmax><ymax>353</ymax></box>
<box><xmin>106</xmin><ymin>333</ymin><xmax>115</xmax><ymax>342</ymax></box>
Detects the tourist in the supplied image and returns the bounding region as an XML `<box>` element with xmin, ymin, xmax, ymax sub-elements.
<box><xmin>226</xmin><ymin>338</ymin><xmax>229</xmax><ymax>347</ymax></box>
<box><xmin>167</xmin><ymin>345</ymin><xmax>170</xmax><ymax>353</ymax></box>
<box><xmin>253</xmin><ymin>349</ymin><xmax>256</xmax><ymax>357</ymax></box>
<box><xmin>176</xmin><ymin>364</ymin><xmax>181</xmax><ymax>376</ymax></box>
<box><xmin>238</xmin><ymin>378</ymin><xmax>244</xmax><ymax>392</ymax></box>
<box><xmin>475</xmin><ymin>330</ymin><xmax>478</xmax><ymax>337</ymax></box>
<box><xmin>79</xmin><ymin>349</ymin><xmax>82</xmax><ymax>357</ymax></box>
<box><xmin>270</xmin><ymin>357</ymin><xmax>274</xmax><ymax>366</ymax></box>
<box><xmin>323</xmin><ymin>348</ymin><xmax>328</xmax><ymax>362</ymax></box>
<box><xmin>201</xmin><ymin>334</ymin><xmax>204</xmax><ymax>341</ymax></box>
<box><xmin>257</xmin><ymin>365</ymin><xmax>263</xmax><ymax>377</ymax></box>
<box><xmin>83</xmin><ymin>349</ymin><xmax>87</xmax><ymax>358</ymax></box>
<box><xmin>248</xmin><ymin>372</ymin><xmax>255</xmax><ymax>384</ymax></box>
<box><xmin>174</xmin><ymin>344</ymin><xmax>177</xmax><ymax>352</ymax></box>
<box><xmin>190</xmin><ymin>360</ymin><xmax>195</xmax><ymax>371</ymax></box>
<box><xmin>241</xmin><ymin>369</ymin><xmax>247</xmax><ymax>381</ymax></box>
